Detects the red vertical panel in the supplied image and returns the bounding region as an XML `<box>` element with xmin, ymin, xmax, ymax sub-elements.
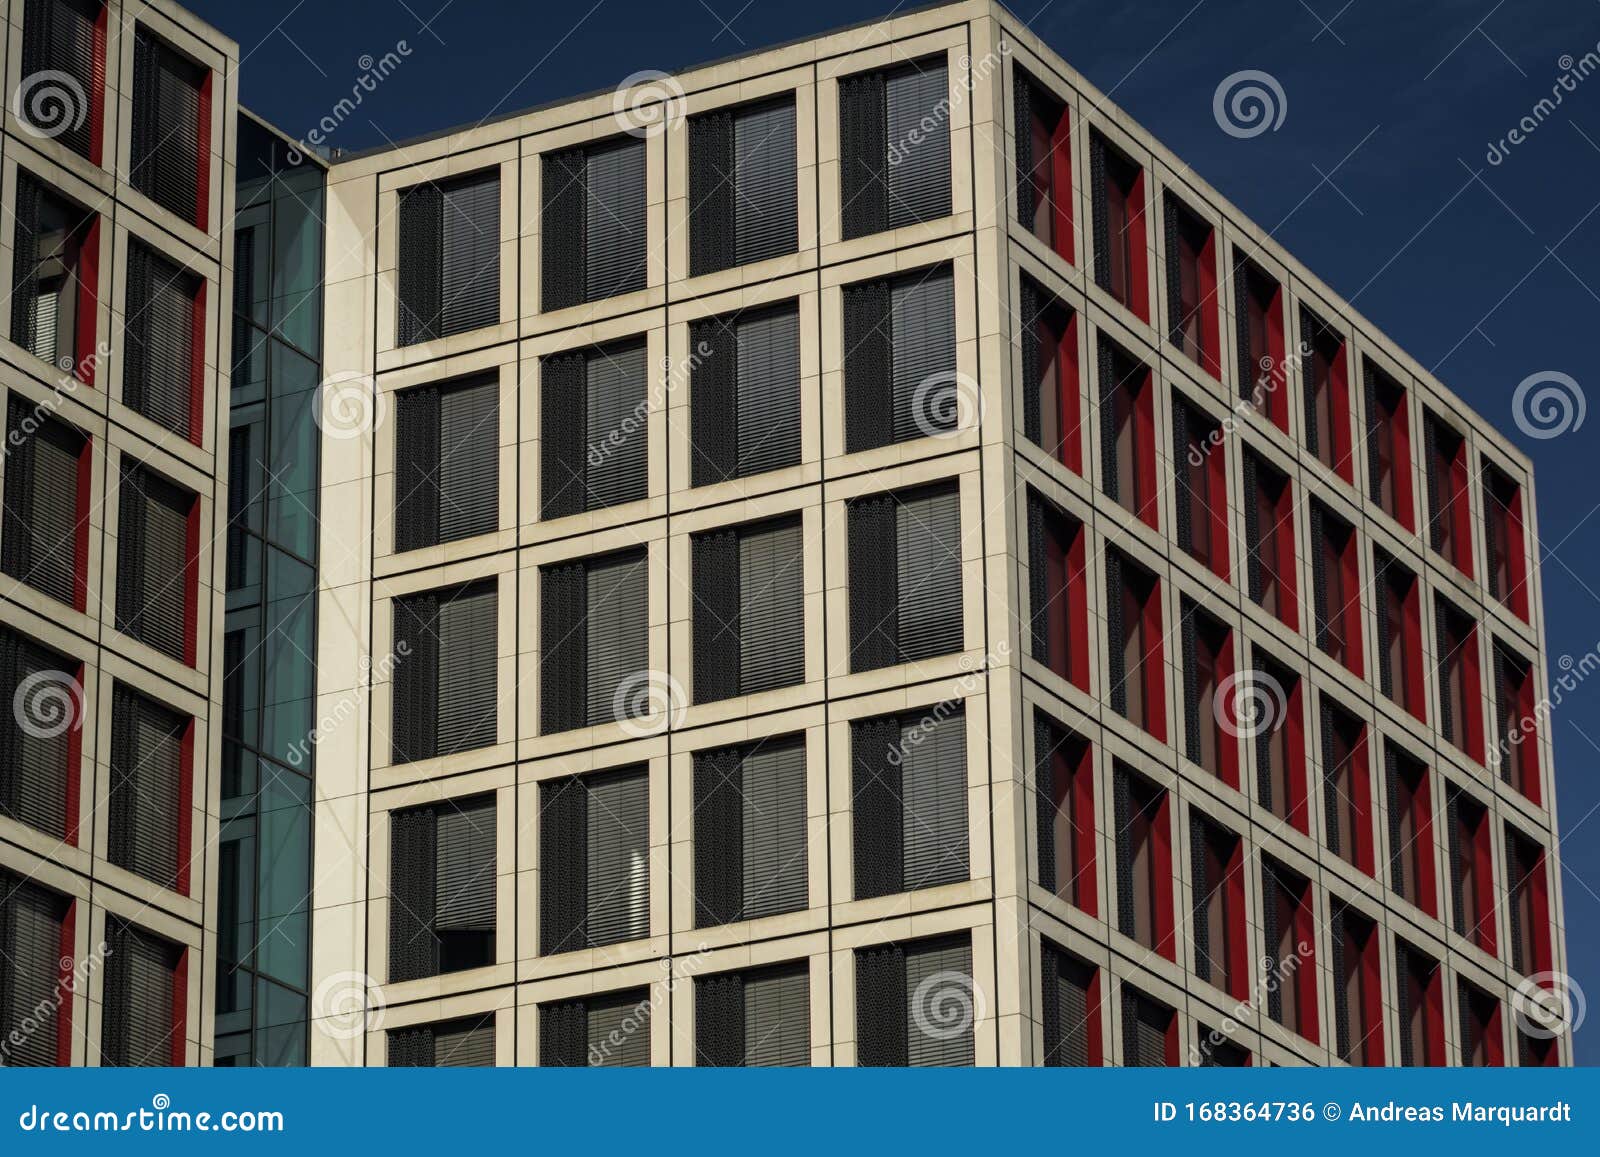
<box><xmin>1207</xmin><ymin>438</ymin><xmax>1229</xmax><ymax>579</ymax></box>
<box><xmin>1135</xmin><ymin>370</ymin><xmax>1158</xmax><ymax>528</ymax></box>
<box><xmin>1414</xmin><ymin>769</ymin><xmax>1437</xmax><ymax>919</ymax></box>
<box><xmin>64</xmin><ymin>662</ymin><xmax>83</xmax><ymax>847</ymax></box>
<box><xmin>1275</xmin><ymin>479</ymin><xmax>1298</xmax><ymax>630</ymax></box>
<box><xmin>1073</xmin><ymin>743</ymin><xmax>1097</xmax><ymax>917</ymax></box>
<box><xmin>1353</xmin><ymin>726</ymin><xmax>1375</xmax><ymax>876</ymax></box>
<box><xmin>1464</xmin><ymin>625</ymin><xmax>1484</xmax><ymax>762</ymax></box>
<box><xmin>1531</xmin><ymin>848</ymin><xmax>1553</xmax><ymax>975</ymax></box>
<box><xmin>1127</xmin><ymin>171</ymin><xmax>1149</xmax><ymax>323</ymax></box>
<box><xmin>1266</xmin><ymin>286</ymin><xmax>1288</xmax><ymax>431</ymax></box>
<box><xmin>1051</xmin><ymin>114</ymin><xmax>1074</xmax><ymax>266</ymax></box>
<box><xmin>1225</xmin><ymin>840</ymin><xmax>1248</xmax><ymax>1001</ymax></box>
<box><xmin>1424</xmin><ymin>964</ymin><xmax>1445</xmax><ymax>1065</ymax></box>
<box><xmin>176</xmin><ymin>719</ymin><xmax>194</xmax><ymax>897</ymax></box>
<box><xmin>73</xmin><ymin>439</ymin><xmax>92</xmax><ymax>611</ymax></box>
<box><xmin>1393</xmin><ymin>396</ymin><xmax>1415</xmax><ymax>532</ymax></box>
<box><xmin>188</xmin><ymin>281</ymin><xmax>207</xmax><ymax>445</ymax></box>
<box><xmin>1286</xmin><ymin>680</ymin><xmax>1308</xmax><ymax>834</ymax></box>
<box><xmin>195</xmin><ymin>72</ymin><xmax>213</xmax><ymax>232</ymax></box>
<box><xmin>1484</xmin><ymin>1003</ymin><xmax>1505</xmax><ymax>1066</ymax></box>
<box><xmin>1474</xmin><ymin>816</ymin><xmax>1497</xmax><ymax>957</ymax></box>
<box><xmin>1361</xmin><ymin>927</ymin><xmax>1385</xmax><ymax>1064</ymax></box>
<box><xmin>1506</xmin><ymin>485</ymin><xmax>1529</xmax><ymax>620</ymax></box>
<box><xmin>1341</xmin><ymin>532</ymin><xmax>1363</xmax><ymax>677</ymax></box>
<box><xmin>170</xmin><ymin>949</ymin><xmax>189</xmax><ymax>1066</ymax></box>
<box><xmin>89</xmin><ymin>6</ymin><xmax>107</xmax><ymax>166</ymax></box>
<box><xmin>1152</xmin><ymin>791</ymin><xmax>1174</xmax><ymax>961</ymax></box>
<box><xmin>1198</xmin><ymin>232</ymin><xmax>1220</xmax><ymax>378</ymax></box>
<box><xmin>1143</xmin><ymin>580</ymin><xmax>1166</xmax><ymax>743</ymax></box>
<box><xmin>1451</xmin><ymin>446</ymin><xmax>1474</xmax><ymax>580</ymax></box>
<box><xmin>1067</xmin><ymin>523</ymin><xmax>1090</xmax><ymax>691</ymax></box>
<box><xmin>1085</xmin><ymin>970</ymin><xmax>1103</xmax><ymax>1065</ymax></box>
<box><xmin>1331</xmin><ymin>343</ymin><xmax>1352</xmax><ymax>482</ymax></box>
<box><xmin>1162</xmin><ymin>1008</ymin><xmax>1180</xmax><ymax>1066</ymax></box>
<box><xmin>1294</xmin><ymin>883</ymin><xmax>1319</xmax><ymax>1044</ymax></box>
<box><xmin>74</xmin><ymin>218</ymin><xmax>101</xmax><ymax>385</ymax></box>
<box><xmin>1059</xmin><ymin>314</ymin><xmax>1082</xmax><ymax>475</ymax></box>
<box><xmin>56</xmin><ymin>901</ymin><xmax>76</xmax><ymax>1066</ymax></box>
<box><xmin>1403</xmin><ymin>578</ymin><xmax>1425</xmax><ymax>722</ymax></box>
<box><xmin>1218</xmin><ymin>629</ymin><xmax>1239</xmax><ymax>790</ymax></box>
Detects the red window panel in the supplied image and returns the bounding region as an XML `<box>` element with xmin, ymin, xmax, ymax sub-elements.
<box><xmin>1334</xmin><ymin>907</ymin><xmax>1384</xmax><ymax>1065</ymax></box>
<box><xmin>1263</xmin><ymin>862</ymin><xmax>1319</xmax><ymax>1044</ymax></box>
<box><xmin>1037</xmin><ymin>716</ymin><xmax>1096</xmax><ymax>916</ymax></box>
<box><xmin>1386</xmin><ymin>746</ymin><xmax>1436</xmax><ymax>918</ymax></box>
<box><xmin>1092</xmin><ymin>133</ymin><xmax>1148</xmax><ymax>322</ymax></box>
<box><xmin>1495</xmin><ymin>646</ymin><xmax>1540</xmax><ymax>805</ymax></box>
<box><xmin>1458</xmin><ymin>981</ymin><xmax>1505</xmax><ymax>1067</ymax></box>
<box><xmin>1301</xmin><ymin>309</ymin><xmax>1353</xmax><ymax>482</ymax></box>
<box><xmin>1449</xmin><ymin>788</ymin><xmax>1497</xmax><ymax>956</ymax></box>
<box><xmin>1255</xmin><ymin>659</ymin><xmax>1308</xmax><ymax>834</ymax></box>
<box><xmin>1116</xmin><ymin>766</ymin><xmax>1174</xmax><ymax>961</ymax></box>
<box><xmin>1483</xmin><ymin>464</ymin><xmax>1529</xmax><ymax>620</ymax></box>
<box><xmin>1173</xmin><ymin>400</ymin><xmax>1229</xmax><ymax>580</ymax></box>
<box><xmin>1519</xmin><ymin>1031</ymin><xmax>1560</xmax><ymax>1067</ymax></box>
<box><xmin>1322</xmin><ymin>699</ymin><xmax>1375</xmax><ymax>876</ymax></box>
<box><xmin>1017</xmin><ymin>69</ymin><xmax>1073</xmax><ymax>264</ymax></box>
<box><xmin>1425</xmin><ymin>413</ymin><xmax>1473</xmax><ymax>579</ymax></box>
<box><xmin>55</xmin><ymin>899</ymin><xmax>76</xmax><ymax>1065</ymax></box>
<box><xmin>1165</xmin><ymin>196</ymin><xmax>1220</xmax><ymax>378</ymax></box>
<box><xmin>1190</xmin><ymin>815</ymin><xmax>1247</xmax><ymax>1000</ymax></box>
<box><xmin>1245</xmin><ymin>453</ymin><xmax>1297</xmax><ymax>630</ymax></box>
<box><xmin>183</xmin><ymin>488</ymin><xmax>202</xmax><ymax>668</ymax></box>
<box><xmin>1311</xmin><ymin>503</ymin><xmax>1363</xmax><ymax>677</ymax></box>
<box><xmin>1436</xmin><ymin>597</ymin><xmax>1484</xmax><ymax>763</ymax></box>
<box><xmin>1365</xmin><ymin>363</ymin><xmax>1414</xmax><ymax>530</ymax></box>
<box><xmin>1184</xmin><ymin>604</ymin><xmax>1238</xmax><ymax>789</ymax></box>
<box><xmin>1025</xmin><ymin>288</ymin><xmax>1082</xmax><ymax>473</ymax></box>
<box><xmin>171</xmin><ymin>946</ymin><xmax>189</xmax><ymax>1065</ymax></box>
<box><xmin>177</xmin><ymin>714</ymin><xmax>196</xmax><ymax>897</ymax></box>
<box><xmin>1108</xmin><ymin>553</ymin><xmax>1166</xmax><ymax>741</ymax></box>
<box><xmin>1235</xmin><ymin>255</ymin><xmax>1288</xmax><ymax>431</ymax></box>
<box><xmin>1398</xmin><ymin>942</ymin><xmax>1445</xmax><ymax>1066</ymax></box>
<box><xmin>1100</xmin><ymin>338</ymin><xmax>1158</xmax><ymax>528</ymax></box>
<box><xmin>1028</xmin><ymin>493</ymin><xmax>1090</xmax><ymax>691</ymax></box>
<box><xmin>1376</xmin><ymin>551</ymin><xmax>1425</xmax><ymax>722</ymax></box>
<box><xmin>1506</xmin><ymin>830</ymin><xmax>1553</xmax><ymax>979</ymax></box>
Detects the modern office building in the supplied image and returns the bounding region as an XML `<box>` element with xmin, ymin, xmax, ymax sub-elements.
<box><xmin>0</xmin><ymin>0</ymin><xmax>1573</xmax><ymax>1068</ymax></box>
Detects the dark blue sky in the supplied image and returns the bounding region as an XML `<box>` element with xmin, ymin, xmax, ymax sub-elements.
<box><xmin>187</xmin><ymin>0</ymin><xmax>1600</xmax><ymax>1063</ymax></box>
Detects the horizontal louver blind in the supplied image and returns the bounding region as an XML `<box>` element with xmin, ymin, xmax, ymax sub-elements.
<box><xmin>0</xmin><ymin>874</ymin><xmax>66</xmax><ymax>1066</ymax></box>
<box><xmin>1124</xmin><ymin>991</ymin><xmax>1169</xmax><ymax>1066</ymax></box>
<box><xmin>896</xmin><ymin>485</ymin><xmax>963</xmax><ymax>662</ymax></box>
<box><xmin>584</xmin><ymin>550</ymin><xmax>648</xmax><ymax>727</ymax></box>
<box><xmin>733</xmin><ymin>98</ymin><xmax>798</xmax><ymax>266</ymax></box>
<box><xmin>0</xmin><ymin>629</ymin><xmax>73</xmax><ymax>839</ymax></box>
<box><xmin>744</xmin><ymin>963</ymin><xmax>810</xmax><ymax>1067</ymax></box>
<box><xmin>437</xmin><ymin>376</ymin><xmax>499</xmax><ymax>543</ymax></box>
<box><xmin>738</xmin><ymin>518</ymin><xmax>805</xmax><ymax>695</ymax></box>
<box><xmin>584</xmin><ymin>340</ymin><xmax>648</xmax><ymax>510</ymax></box>
<box><xmin>741</xmin><ymin>738</ymin><xmax>808</xmax><ymax>920</ymax></box>
<box><xmin>884</xmin><ymin>62</ymin><xmax>952</xmax><ymax>229</ymax></box>
<box><xmin>433</xmin><ymin>795</ymin><xmax>495</xmax><ymax>935</ymax></box>
<box><xmin>3</xmin><ymin>402</ymin><xmax>84</xmax><ymax>607</ymax></box>
<box><xmin>735</xmin><ymin>305</ymin><xmax>801</xmax><ymax>477</ymax></box>
<box><xmin>439</xmin><ymin>172</ymin><xmax>500</xmax><ymax>337</ymax></box>
<box><xmin>584</xmin><ymin>139</ymin><xmax>647</xmax><ymax>302</ymax></box>
<box><xmin>131</xmin><ymin>29</ymin><xmax>202</xmax><ymax>225</ymax></box>
<box><xmin>136</xmin><ymin>469</ymin><xmax>191</xmax><ymax>662</ymax></box>
<box><xmin>586</xmin><ymin>767</ymin><xmax>649</xmax><ymax>947</ymax></box>
<box><xmin>103</xmin><ymin>919</ymin><xmax>177</xmax><ymax>1067</ymax></box>
<box><xmin>108</xmin><ymin>684</ymin><xmax>183</xmax><ymax>891</ymax></box>
<box><xmin>124</xmin><ymin>243</ymin><xmax>197</xmax><ymax>439</ymax></box>
<box><xmin>904</xmin><ymin>936</ymin><xmax>974</xmax><ymax>1066</ymax></box>
<box><xmin>586</xmin><ymin>989</ymin><xmax>650</xmax><ymax>1067</ymax></box>
<box><xmin>1043</xmin><ymin>944</ymin><xmax>1094</xmax><ymax>1066</ymax></box>
<box><xmin>890</xmin><ymin>267</ymin><xmax>957</xmax><ymax>443</ymax></box>
<box><xmin>901</xmin><ymin>708</ymin><xmax>968</xmax><ymax>890</ymax></box>
<box><xmin>433</xmin><ymin>1016</ymin><xmax>495</xmax><ymax>1067</ymax></box>
<box><xmin>435</xmin><ymin>583</ymin><xmax>497</xmax><ymax>756</ymax></box>
<box><xmin>21</xmin><ymin>0</ymin><xmax>100</xmax><ymax>160</ymax></box>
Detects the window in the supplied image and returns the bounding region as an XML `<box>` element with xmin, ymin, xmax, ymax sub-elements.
<box><xmin>101</xmin><ymin>918</ymin><xmax>182</xmax><ymax>1067</ymax></box>
<box><xmin>838</xmin><ymin>57</ymin><xmax>951</xmax><ymax>240</ymax></box>
<box><xmin>1180</xmin><ymin>601</ymin><xmax>1236</xmax><ymax>787</ymax></box>
<box><xmin>19</xmin><ymin>0</ymin><xmax>105</xmax><ymax>160</ymax></box>
<box><xmin>1233</xmin><ymin>254</ymin><xmax>1286</xmax><ymax>428</ymax></box>
<box><xmin>1027</xmin><ymin>491</ymin><xmax>1088</xmax><ymax>689</ymax></box>
<box><xmin>1494</xmin><ymin>645</ymin><xmax>1539</xmax><ymax>803</ymax></box>
<box><xmin>1163</xmin><ymin>195</ymin><xmax>1218</xmax><ymax>376</ymax></box>
<box><xmin>540</xmin><ymin>338</ymin><xmax>648</xmax><ymax>518</ymax></box>
<box><xmin>1483</xmin><ymin>463</ymin><xmax>1527</xmax><ymax>618</ymax></box>
<box><xmin>395</xmin><ymin>170</ymin><xmax>499</xmax><ymax>344</ymax></box>
<box><xmin>1120</xmin><ymin>987</ymin><xmax>1176</xmax><ymax>1066</ymax></box>
<box><xmin>108</xmin><ymin>684</ymin><xmax>189</xmax><ymax>894</ymax></box>
<box><xmin>1089</xmin><ymin>131</ymin><xmax>1147</xmax><ymax>320</ymax></box>
<box><xmin>129</xmin><ymin>26</ymin><xmax>208</xmax><ymax>227</ymax></box>
<box><xmin>1105</xmin><ymin>550</ymin><xmax>1164</xmax><ymax>740</ymax></box>
<box><xmin>1319</xmin><ymin>697</ymin><xmax>1373</xmax><ymax>875</ymax></box>
<box><xmin>1374</xmin><ymin>549</ymin><xmax>1425</xmax><ymax>720</ymax></box>
<box><xmin>539</xmin><ymin>549</ymin><xmax>649</xmax><ymax>734</ymax></box>
<box><xmin>852</xmin><ymin>707</ymin><xmax>968</xmax><ymax>898</ymax></box>
<box><xmin>1300</xmin><ymin>308</ymin><xmax>1352</xmax><ymax>481</ymax></box>
<box><xmin>1114</xmin><ymin>765</ymin><xmax>1173</xmax><ymax>959</ymax></box>
<box><xmin>10</xmin><ymin>173</ymin><xmax>98</xmax><ymax>377</ymax></box>
<box><xmin>1425</xmin><ymin>412</ymin><xmax>1472</xmax><ymax>578</ymax></box>
<box><xmin>695</xmin><ymin>962</ymin><xmax>810</xmax><ymax>1066</ymax></box>
<box><xmin>3</xmin><ymin>400</ymin><xmax>89</xmax><ymax>607</ymax></box>
<box><xmin>1189</xmin><ymin>814</ymin><xmax>1245</xmax><ymax>999</ymax></box>
<box><xmin>1040</xmin><ymin>941</ymin><xmax>1100</xmax><ymax>1066</ymax></box>
<box><xmin>393</xmin><ymin>374</ymin><xmax>499</xmax><ymax>551</ymax></box>
<box><xmin>1363</xmin><ymin>360</ymin><xmax>1413</xmax><ymax>529</ymax></box>
<box><xmin>1309</xmin><ymin>501</ymin><xmax>1362</xmax><ymax>675</ymax></box>
<box><xmin>1331</xmin><ymin>904</ymin><xmax>1383</xmax><ymax>1065</ymax></box>
<box><xmin>1019</xmin><ymin>277</ymin><xmax>1080</xmax><ymax>470</ymax></box>
<box><xmin>855</xmin><ymin>935</ymin><xmax>973</xmax><ymax>1066</ymax></box>
<box><xmin>1435</xmin><ymin>596</ymin><xmax>1483</xmax><ymax>762</ymax></box>
<box><xmin>1385</xmin><ymin>744</ymin><xmax>1435</xmax><ymax>916</ymax></box>
<box><xmin>1097</xmin><ymin>335</ymin><xmax>1157</xmax><ymax>526</ymax></box>
<box><xmin>1262</xmin><ymin>860</ymin><xmax>1318</xmax><ymax>1042</ymax></box>
<box><xmin>388</xmin><ymin>795</ymin><xmax>495</xmax><ymax>982</ymax></box>
<box><xmin>694</xmin><ymin>736</ymin><xmax>807</xmax><ymax>925</ymax></box>
<box><xmin>1447</xmin><ymin>786</ymin><xmax>1496</xmax><ymax>955</ymax></box>
<box><xmin>1034</xmin><ymin>712</ymin><xmax>1095</xmax><ymax>913</ymax></box>
<box><xmin>388</xmin><ymin>1014</ymin><xmax>494</xmax><ymax>1067</ymax></box>
<box><xmin>541</xmin><ymin>137</ymin><xmax>646</xmax><ymax>309</ymax></box>
<box><xmin>1506</xmin><ymin>828</ymin><xmax>1552</xmax><ymax>978</ymax></box>
<box><xmin>843</xmin><ymin>265</ymin><xmax>957</xmax><ymax>452</ymax></box>
<box><xmin>1171</xmin><ymin>397</ymin><xmax>1228</xmax><ymax>579</ymax></box>
<box><xmin>1458</xmin><ymin>981</ymin><xmax>1503</xmax><ymax>1066</ymax></box>
<box><xmin>0</xmin><ymin>627</ymin><xmax>80</xmax><ymax>841</ymax></box>
<box><xmin>123</xmin><ymin>240</ymin><xmax>203</xmax><ymax>441</ymax></box>
<box><xmin>0</xmin><ymin>871</ymin><xmax>71</xmax><ymax>1066</ymax></box>
<box><xmin>539</xmin><ymin>767</ymin><xmax>649</xmax><ymax>954</ymax></box>
<box><xmin>688</xmin><ymin>96</ymin><xmax>797</xmax><ymax>275</ymax></box>
<box><xmin>1254</xmin><ymin>657</ymin><xmax>1306</xmax><ymax>831</ymax></box>
<box><xmin>1243</xmin><ymin>451</ymin><xmax>1296</xmax><ymax>628</ymax></box>
<box><xmin>540</xmin><ymin>988</ymin><xmax>650</xmax><ymax>1067</ymax></box>
<box><xmin>390</xmin><ymin>581</ymin><xmax>498</xmax><ymax>762</ymax></box>
<box><xmin>1396</xmin><ymin>940</ymin><xmax>1443</xmax><ymax>1066</ymax></box>
<box><xmin>1014</xmin><ymin>66</ymin><xmax>1072</xmax><ymax>261</ymax></box>
<box><xmin>690</xmin><ymin>303</ymin><xmax>801</xmax><ymax>484</ymax></box>
<box><xmin>1519</xmin><ymin>1031</ymin><xmax>1560</xmax><ymax>1067</ymax></box>
<box><xmin>1195</xmin><ymin>1030</ymin><xmax>1250</xmax><ymax>1067</ymax></box>
<box><xmin>115</xmin><ymin>462</ymin><xmax>197</xmax><ymax>663</ymax></box>
<box><xmin>693</xmin><ymin>517</ymin><xmax>805</xmax><ymax>702</ymax></box>
<box><xmin>847</xmin><ymin>483</ymin><xmax>963</xmax><ymax>672</ymax></box>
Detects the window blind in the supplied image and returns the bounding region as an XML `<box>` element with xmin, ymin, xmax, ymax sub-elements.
<box><xmin>0</xmin><ymin>872</ymin><xmax>67</xmax><ymax>1067</ymax></box>
<box><xmin>539</xmin><ymin>550</ymin><xmax>648</xmax><ymax>734</ymax></box>
<box><xmin>388</xmin><ymin>795</ymin><xmax>495</xmax><ymax>983</ymax></box>
<box><xmin>395</xmin><ymin>171</ymin><xmax>499</xmax><ymax>344</ymax></box>
<box><xmin>693</xmin><ymin>517</ymin><xmax>804</xmax><ymax>702</ymax></box>
<box><xmin>847</xmin><ymin>484</ymin><xmax>962</xmax><ymax>672</ymax></box>
<box><xmin>390</xmin><ymin>582</ymin><xmax>497</xmax><ymax>762</ymax></box>
<box><xmin>388</xmin><ymin>1014</ymin><xmax>494</xmax><ymax>1067</ymax></box>
<box><xmin>1121</xmin><ymin>989</ymin><xmax>1170</xmax><ymax>1066</ymax></box>
<box><xmin>1040</xmin><ymin>942</ymin><xmax>1094</xmax><ymax>1066</ymax></box>
<box><xmin>130</xmin><ymin>27</ymin><xmax>203</xmax><ymax>224</ymax></box>
<box><xmin>0</xmin><ymin>628</ymin><xmax>73</xmax><ymax>839</ymax></box>
<box><xmin>3</xmin><ymin>400</ymin><xmax>84</xmax><ymax>606</ymax></box>
<box><xmin>540</xmin><ymin>989</ymin><xmax>652</xmax><ymax>1066</ymax></box>
<box><xmin>843</xmin><ymin>268</ymin><xmax>956</xmax><ymax>452</ymax></box>
<box><xmin>839</xmin><ymin>59</ymin><xmax>950</xmax><ymax>240</ymax></box>
<box><xmin>735</xmin><ymin>304</ymin><xmax>801</xmax><ymax>478</ymax></box>
<box><xmin>20</xmin><ymin>0</ymin><xmax>101</xmax><ymax>160</ymax></box>
<box><xmin>433</xmin><ymin>796</ymin><xmax>496</xmax><ymax>941</ymax></box>
<box><xmin>107</xmin><ymin>683</ymin><xmax>183</xmax><ymax>891</ymax></box>
<box><xmin>540</xmin><ymin>340</ymin><xmax>648</xmax><ymax>519</ymax></box>
<box><xmin>101</xmin><ymin>918</ymin><xmax>178</xmax><ymax>1067</ymax></box>
<box><xmin>904</xmin><ymin>936</ymin><xmax>974</xmax><ymax>1067</ymax></box>
<box><xmin>388</xmin><ymin>803</ymin><xmax>437</xmax><ymax>982</ymax></box>
<box><xmin>396</xmin><ymin>182</ymin><xmax>442</xmax><ymax>346</ymax></box>
<box><xmin>695</xmin><ymin>963</ymin><xmax>809</xmax><ymax>1067</ymax></box>
<box><xmin>123</xmin><ymin>241</ymin><xmax>198</xmax><ymax>439</ymax></box>
<box><xmin>539</xmin><ymin>766</ymin><xmax>649</xmax><ymax>953</ymax></box>
<box><xmin>693</xmin><ymin>737</ymin><xmax>807</xmax><ymax>926</ymax></box>
<box><xmin>689</xmin><ymin>98</ymin><xmax>798</xmax><ymax>275</ymax></box>
<box><xmin>539</xmin><ymin>138</ymin><xmax>647</xmax><ymax>310</ymax></box>
<box><xmin>851</xmin><ymin>708</ymin><xmax>967</xmax><ymax>898</ymax></box>
<box><xmin>394</xmin><ymin>376</ymin><xmax>498</xmax><ymax>551</ymax></box>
